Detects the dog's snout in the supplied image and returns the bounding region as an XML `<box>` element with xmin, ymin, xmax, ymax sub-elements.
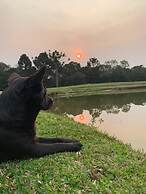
<box><xmin>41</xmin><ymin>94</ymin><xmax>53</xmax><ymax>110</ymax></box>
<box><xmin>46</xmin><ymin>96</ymin><xmax>53</xmax><ymax>109</ymax></box>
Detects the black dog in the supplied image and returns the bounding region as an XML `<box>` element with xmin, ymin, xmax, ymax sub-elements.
<box><xmin>0</xmin><ymin>66</ymin><xmax>82</xmax><ymax>162</ymax></box>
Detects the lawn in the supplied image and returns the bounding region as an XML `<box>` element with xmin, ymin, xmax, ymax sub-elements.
<box><xmin>48</xmin><ymin>81</ymin><xmax>146</xmax><ymax>98</ymax></box>
<box><xmin>0</xmin><ymin>112</ymin><xmax>145</xmax><ymax>193</ymax></box>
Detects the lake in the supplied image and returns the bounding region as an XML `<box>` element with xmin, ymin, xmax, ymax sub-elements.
<box><xmin>51</xmin><ymin>92</ymin><xmax>146</xmax><ymax>152</ymax></box>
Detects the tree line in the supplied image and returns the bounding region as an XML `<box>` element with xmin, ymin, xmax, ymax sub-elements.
<box><xmin>0</xmin><ymin>50</ymin><xmax>146</xmax><ymax>90</ymax></box>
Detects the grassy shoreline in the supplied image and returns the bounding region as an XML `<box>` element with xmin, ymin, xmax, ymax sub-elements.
<box><xmin>0</xmin><ymin>112</ymin><xmax>145</xmax><ymax>193</ymax></box>
<box><xmin>48</xmin><ymin>81</ymin><xmax>146</xmax><ymax>98</ymax></box>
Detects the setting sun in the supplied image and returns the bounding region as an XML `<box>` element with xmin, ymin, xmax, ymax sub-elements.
<box><xmin>76</xmin><ymin>53</ymin><xmax>82</xmax><ymax>59</ymax></box>
<box><xmin>73</xmin><ymin>48</ymin><xmax>85</xmax><ymax>60</ymax></box>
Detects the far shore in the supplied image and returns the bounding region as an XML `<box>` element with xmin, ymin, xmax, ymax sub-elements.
<box><xmin>47</xmin><ymin>81</ymin><xmax>146</xmax><ymax>98</ymax></box>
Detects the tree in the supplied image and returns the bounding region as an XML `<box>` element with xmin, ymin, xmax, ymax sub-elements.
<box><xmin>33</xmin><ymin>52</ymin><xmax>52</xmax><ymax>86</ymax></box>
<box><xmin>33</xmin><ymin>52</ymin><xmax>53</xmax><ymax>86</ymax></box>
<box><xmin>61</xmin><ymin>61</ymin><xmax>85</xmax><ymax>85</ymax></box>
<box><xmin>0</xmin><ymin>62</ymin><xmax>9</xmax><ymax>72</ymax></box>
<box><xmin>62</xmin><ymin>61</ymin><xmax>81</xmax><ymax>75</ymax></box>
<box><xmin>105</xmin><ymin>59</ymin><xmax>118</xmax><ymax>68</ymax></box>
<box><xmin>120</xmin><ymin>60</ymin><xmax>129</xmax><ymax>69</ymax></box>
<box><xmin>18</xmin><ymin>54</ymin><xmax>32</xmax><ymax>71</ymax></box>
<box><xmin>33</xmin><ymin>52</ymin><xmax>50</xmax><ymax>69</ymax></box>
<box><xmin>131</xmin><ymin>65</ymin><xmax>146</xmax><ymax>81</ymax></box>
<box><xmin>0</xmin><ymin>67</ymin><xmax>16</xmax><ymax>90</ymax></box>
<box><xmin>87</xmin><ymin>57</ymin><xmax>100</xmax><ymax>67</ymax></box>
<box><xmin>33</xmin><ymin>50</ymin><xmax>67</xmax><ymax>87</ymax></box>
<box><xmin>48</xmin><ymin>50</ymin><xmax>66</xmax><ymax>87</ymax></box>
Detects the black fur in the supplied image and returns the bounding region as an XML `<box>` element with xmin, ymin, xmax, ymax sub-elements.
<box><xmin>0</xmin><ymin>66</ymin><xmax>82</xmax><ymax>162</ymax></box>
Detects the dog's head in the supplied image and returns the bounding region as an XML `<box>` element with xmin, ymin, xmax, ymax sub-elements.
<box><xmin>7</xmin><ymin>66</ymin><xmax>53</xmax><ymax>111</ymax></box>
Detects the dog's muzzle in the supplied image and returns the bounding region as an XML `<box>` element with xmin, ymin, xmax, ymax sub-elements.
<box><xmin>41</xmin><ymin>96</ymin><xmax>53</xmax><ymax>110</ymax></box>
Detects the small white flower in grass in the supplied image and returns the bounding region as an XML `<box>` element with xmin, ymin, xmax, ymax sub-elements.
<box><xmin>76</xmin><ymin>152</ymin><xmax>81</xmax><ymax>156</ymax></box>
<box><xmin>93</xmin><ymin>180</ymin><xmax>97</xmax><ymax>185</ymax></box>
<box><xmin>37</xmin><ymin>180</ymin><xmax>42</xmax><ymax>184</ymax></box>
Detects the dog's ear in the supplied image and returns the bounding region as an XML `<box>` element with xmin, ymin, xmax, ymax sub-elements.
<box><xmin>26</xmin><ymin>66</ymin><xmax>46</xmax><ymax>87</ymax></box>
<box><xmin>8</xmin><ymin>73</ymin><xmax>21</xmax><ymax>86</ymax></box>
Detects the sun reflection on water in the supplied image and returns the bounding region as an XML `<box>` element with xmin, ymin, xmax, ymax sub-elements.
<box><xmin>67</xmin><ymin>110</ymin><xmax>104</xmax><ymax>128</ymax></box>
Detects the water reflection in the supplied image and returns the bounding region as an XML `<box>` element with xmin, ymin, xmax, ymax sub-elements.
<box><xmin>67</xmin><ymin>110</ymin><xmax>93</xmax><ymax>125</ymax></box>
<box><xmin>52</xmin><ymin>92</ymin><xmax>146</xmax><ymax>116</ymax></box>
<box><xmin>51</xmin><ymin>92</ymin><xmax>146</xmax><ymax>152</ymax></box>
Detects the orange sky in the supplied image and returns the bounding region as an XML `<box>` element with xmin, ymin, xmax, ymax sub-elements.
<box><xmin>0</xmin><ymin>0</ymin><xmax>146</xmax><ymax>66</ymax></box>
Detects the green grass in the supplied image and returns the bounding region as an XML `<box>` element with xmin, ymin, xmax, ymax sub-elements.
<box><xmin>48</xmin><ymin>81</ymin><xmax>146</xmax><ymax>97</ymax></box>
<box><xmin>0</xmin><ymin>112</ymin><xmax>145</xmax><ymax>193</ymax></box>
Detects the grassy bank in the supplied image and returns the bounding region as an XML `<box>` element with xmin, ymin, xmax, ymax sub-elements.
<box><xmin>48</xmin><ymin>81</ymin><xmax>146</xmax><ymax>98</ymax></box>
<box><xmin>0</xmin><ymin>112</ymin><xmax>145</xmax><ymax>193</ymax></box>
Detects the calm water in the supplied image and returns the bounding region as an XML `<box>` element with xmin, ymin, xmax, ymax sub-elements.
<box><xmin>51</xmin><ymin>92</ymin><xmax>146</xmax><ymax>152</ymax></box>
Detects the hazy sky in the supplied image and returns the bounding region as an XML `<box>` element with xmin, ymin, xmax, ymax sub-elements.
<box><xmin>0</xmin><ymin>0</ymin><xmax>146</xmax><ymax>66</ymax></box>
